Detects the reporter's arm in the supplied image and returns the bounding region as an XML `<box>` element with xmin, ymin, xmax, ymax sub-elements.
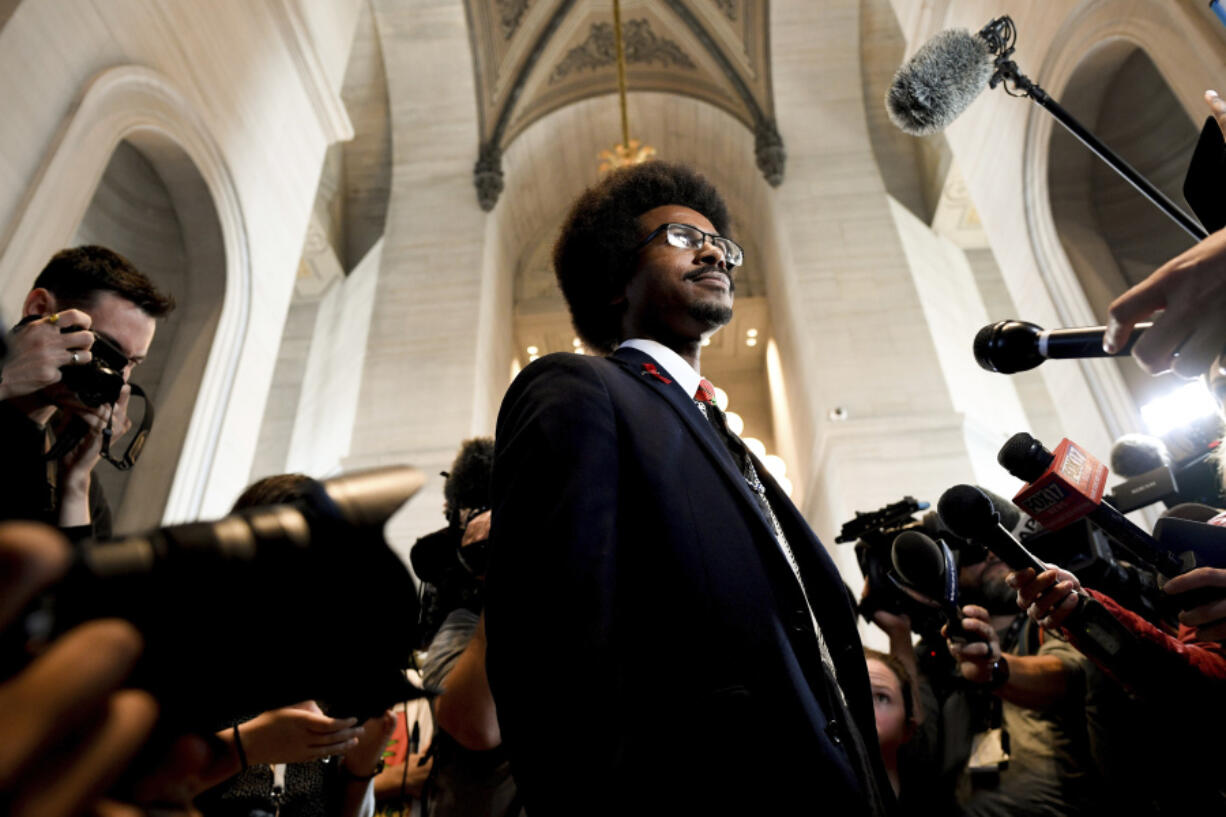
<box><xmin>434</xmin><ymin>612</ymin><xmax>501</xmax><ymax>751</ymax></box>
<box><xmin>949</xmin><ymin>605</ymin><xmax>1069</xmax><ymax>711</ymax></box>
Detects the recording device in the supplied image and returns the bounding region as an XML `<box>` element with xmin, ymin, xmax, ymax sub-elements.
<box><xmin>1107</xmin><ymin>434</ymin><xmax>1226</xmax><ymax>513</ymax></box>
<box><xmin>1153</xmin><ymin>507</ymin><xmax>1226</xmax><ymax>611</ymax></box>
<box><xmin>998</xmin><ymin>432</ymin><xmax>1184</xmax><ymax>576</ymax></box>
<box><xmin>12</xmin><ymin>316</ymin><xmax>155</xmax><ymax>469</ymax></box>
<box><xmin>890</xmin><ymin>530</ymin><xmax>980</xmax><ymax>642</ymax></box>
<box><xmin>973</xmin><ymin>319</ymin><xmax>1150</xmax><ymax>374</ymax></box>
<box><xmin>936</xmin><ymin>483</ymin><xmax>1155</xmax><ymax>671</ymax></box>
<box><xmin>886</xmin><ymin>16</ymin><xmax>1206</xmax><ymax>239</ymax></box>
<box><xmin>6</xmin><ymin>466</ymin><xmax>427</xmax><ymax>730</ymax></box>
<box><xmin>837</xmin><ymin>497</ymin><xmax>934</xmax><ymax>624</ymax></box>
<box><xmin>937</xmin><ymin>485</ymin><xmax>1047</xmax><ymax>574</ymax></box>
<box><xmin>1184</xmin><ymin>114</ymin><xmax>1226</xmax><ymax>234</ymax></box>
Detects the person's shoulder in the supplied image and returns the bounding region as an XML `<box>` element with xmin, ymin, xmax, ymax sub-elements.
<box><xmin>497</xmin><ymin>352</ymin><xmax>625</xmax><ymax>435</ymax></box>
<box><xmin>505</xmin><ymin>352</ymin><xmax>623</xmax><ymax>402</ymax></box>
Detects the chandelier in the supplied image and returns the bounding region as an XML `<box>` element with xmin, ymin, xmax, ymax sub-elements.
<box><xmin>597</xmin><ymin>0</ymin><xmax>656</xmax><ymax>173</ymax></box>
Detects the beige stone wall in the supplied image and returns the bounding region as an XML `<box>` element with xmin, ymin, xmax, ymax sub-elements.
<box><xmin>0</xmin><ymin>0</ymin><xmax>361</xmax><ymax>522</ymax></box>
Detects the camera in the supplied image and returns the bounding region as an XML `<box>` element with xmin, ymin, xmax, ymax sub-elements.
<box><xmin>5</xmin><ymin>466</ymin><xmax>427</xmax><ymax>730</ymax></box>
<box><xmin>58</xmin><ymin>327</ymin><xmax>128</xmax><ymax>407</ymax></box>
<box><xmin>411</xmin><ymin>506</ymin><xmax>489</xmax><ymax>648</ymax></box>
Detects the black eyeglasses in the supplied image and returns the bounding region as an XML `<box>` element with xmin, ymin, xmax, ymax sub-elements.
<box><xmin>633</xmin><ymin>223</ymin><xmax>744</xmax><ymax>269</ymax></box>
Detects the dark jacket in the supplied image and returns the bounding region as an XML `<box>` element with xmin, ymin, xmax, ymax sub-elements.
<box><xmin>485</xmin><ymin>347</ymin><xmax>892</xmax><ymax>816</ymax></box>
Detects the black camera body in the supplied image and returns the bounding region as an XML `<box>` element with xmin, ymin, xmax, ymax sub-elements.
<box><xmin>58</xmin><ymin>327</ymin><xmax>128</xmax><ymax>407</ymax></box>
<box><xmin>838</xmin><ymin>497</ymin><xmax>945</xmax><ymax>629</ymax></box>
<box><xmin>410</xmin><ymin>509</ymin><xmax>488</xmax><ymax>649</ymax></box>
<box><xmin>11</xmin><ymin>466</ymin><xmax>426</xmax><ymax>730</ymax></box>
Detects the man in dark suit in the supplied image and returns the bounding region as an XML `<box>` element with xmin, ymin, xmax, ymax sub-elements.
<box><xmin>485</xmin><ymin>162</ymin><xmax>892</xmax><ymax>816</ymax></box>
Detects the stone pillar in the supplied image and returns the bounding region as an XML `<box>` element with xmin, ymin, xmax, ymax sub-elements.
<box><xmin>348</xmin><ymin>0</ymin><xmax>489</xmax><ymax>562</ymax></box>
<box><xmin>768</xmin><ymin>0</ymin><xmax>1002</xmax><ymax>569</ymax></box>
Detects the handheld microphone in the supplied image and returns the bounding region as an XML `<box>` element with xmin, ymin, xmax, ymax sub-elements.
<box><xmin>936</xmin><ymin>485</ymin><xmax>1047</xmax><ymax>573</ymax></box>
<box><xmin>890</xmin><ymin>530</ymin><xmax>981</xmax><ymax>642</ymax></box>
<box><xmin>938</xmin><ymin>484</ymin><xmax>1147</xmax><ymax>668</ymax></box>
<box><xmin>997</xmin><ymin>433</ymin><xmax>1187</xmax><ymax>578</ymax></box>
<box><xmin>973</xmin><ymin>320</ymin><xmax>1152</xmax><ymax>374</ymax></box>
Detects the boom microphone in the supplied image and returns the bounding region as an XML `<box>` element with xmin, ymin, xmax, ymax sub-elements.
<box><xmin>973</xmin><ymin>320</ymin><xmax>1151</xmax><ymax>374</ymax></box>
<box><xmin>885</xmin><ymin>29</ymin><xmax>995</xmax><ymax>136</ymax></box>
<box><xmin>886</xmin><ymin>16</ymin><xmax>1207</xmax><ymax>240</ymax></box>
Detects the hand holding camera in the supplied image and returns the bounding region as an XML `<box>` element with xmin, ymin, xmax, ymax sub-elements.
<box><xmin>0</xmin><ymin>310</ymin><xmax>95</xmax><ymax>403</ymax></box>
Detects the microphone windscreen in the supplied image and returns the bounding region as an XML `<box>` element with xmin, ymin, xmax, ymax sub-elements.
<box><xmin>891</xmin><ymin>530</ymin><xmax>947</xmax><ymax>598</ymax></box>
<box><xmin>976</xmin><ymin>486</ymin><xmax>1022</xmax><ymax>532</ymax></box>
<box><xmin>1161</xmin><ymin>502</ymin><xmax>1224</xmax><ymax>523</ymax></box>
<box><xmin>1110</xmin><ymin>433</ymin><xmax>1173</xmax><ymax>477</ymax></box>
<box><xmin>938</xmin><ymin>484</ymin><xmax>999</xmax><ymax>539</ymax></box>
<box><xmin>885</xmin><ymin>29</ymin><xmax>995</xmax><ymax>136</ymax></box>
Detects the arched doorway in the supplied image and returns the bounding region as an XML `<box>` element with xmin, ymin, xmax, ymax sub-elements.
<box><xmin>73</xmin><ymin>134</ymin><xmax>227</xmax><ymax>532</ymax></box>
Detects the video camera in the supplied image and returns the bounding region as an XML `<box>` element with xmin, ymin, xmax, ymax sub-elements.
<box><xmin>837</xmin><ymin>496</ymin><xmax>940</xmax><ymax>627</ymax></box>
<box><xmin>4</xmin><ymin>466</ymin><xmax>426</xmax><ymax>730</ymax></box>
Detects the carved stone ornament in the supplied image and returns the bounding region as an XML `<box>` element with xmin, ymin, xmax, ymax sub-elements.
<box><xmin>549</xmin><ymin>19</ymin><xmax>695</xmax><ymax>83</ymax></box>
<box><xmin>474</xmin><ymin>143</ymin><xmax>505</xmax><ymax>211</ymax></box>
<box><xmin>714</xmin><ymin>0</ymin><xmax>737</xmax><ymax>21</ymax></box>
<box><xmin>754</xmin><ymin>120</ymin><xmax>786</xmax><ymax>186</ymax></box>
<box><xmin>497</xmin><ymin>0</ymin><xmax>531</xmax><ymax>39</ymax></box>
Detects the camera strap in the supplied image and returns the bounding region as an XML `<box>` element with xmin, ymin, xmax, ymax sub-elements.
<box><xmin>43</xmin><ymin>382</ymin><xmax>154</xmax><ymax>469</ymax></box>
<box><xmin>100</xmin><ymin>383</ymin><xmax>153</xmax><ymax>470</ymax></box>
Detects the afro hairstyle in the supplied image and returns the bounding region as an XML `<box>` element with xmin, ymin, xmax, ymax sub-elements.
<box><xmin>553</xmin><ymin>161</ymin><xmax>729</xmax><ymax>354</ymax></box>
<box><xmin>443</xmin><ymin>437</ymin><xmax>495</xmax><ymax>528</ymax></box>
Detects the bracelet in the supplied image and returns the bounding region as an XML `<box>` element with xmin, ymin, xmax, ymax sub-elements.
<box><xmin>341</xmin><ymin>759</ymin><xmax>384</xmax><ymax>782</ymax></box>
<box><xmin>232</xmin><ymin>723</ymin><xmax>248</xmax><ymax>771</ymax></box>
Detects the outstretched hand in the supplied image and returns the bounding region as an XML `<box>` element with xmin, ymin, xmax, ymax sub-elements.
<box><xmin>1008</xmin><ymin>565</ymin><xmax>1082</xmax><ymax>631</ymax></box>
<box><xmin>1103</xmin><ymin>91</ymin><xmax>1226</xmax><ymax>380</ymax></box>
<box><xmin>238</xmin><ymin>702</ymin><xmax>364</xmax><ymax>766</ymax></box>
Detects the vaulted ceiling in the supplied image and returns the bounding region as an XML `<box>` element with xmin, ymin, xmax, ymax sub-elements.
<box><xmin>463</xmin><ymin>0</ymin><xmax>783</xmax><ymax>208</ymax></box>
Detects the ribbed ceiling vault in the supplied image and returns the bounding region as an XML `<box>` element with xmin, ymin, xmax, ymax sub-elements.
<box><xmin>463</xmin><ymin>0</ymin><xmax>783</xmax><ymax>209</ymax></box>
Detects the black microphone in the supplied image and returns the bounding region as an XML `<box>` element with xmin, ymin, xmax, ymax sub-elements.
<box><xmin>1110</xmin><ymin>434</ymin><xmax>1173</xmax><ymax>477</ymax></box>
<box><xmin>938</xmin><ymin>485</ymin><xmax>1153</xmax><ymax>670</ymax></box>
<box><xmin>936</xmin><ymin>485</ymin><xmax>1047</xmax><ymax>573</ymax></box>
<box><xmin>1107</xmin><ymin>436</ymin><xmax>1178</xmax><ymax>513</ymax></box>
<box><xmin>973</xmin><ymin>320</ymin><xmax>1152</xmax><ymax>374</ymax></box>
<box><xmin>890</xmin><ymin>530</ymin><xmax>978</xmax><ymax>641</ymax></box>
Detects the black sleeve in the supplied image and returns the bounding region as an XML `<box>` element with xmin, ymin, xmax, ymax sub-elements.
<box><xmin>483</xmin><ymin>356</ymin><xmax>624</xmax><ymax>814</ymax></box>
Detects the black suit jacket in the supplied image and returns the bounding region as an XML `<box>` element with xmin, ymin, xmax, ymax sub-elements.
<box><xmin>486</xmin><ymin>347</ymin><xmax>892</xmax><ymax>816</ymax></box>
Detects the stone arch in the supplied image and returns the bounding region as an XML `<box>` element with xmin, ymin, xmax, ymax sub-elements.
<box><xmin>1020</xmin><ymin>1</ymin><xmax>1223</xmax><ymax>439</ymax></box>
<box><xmin>0</xmin><ymin>65</ymin><xmax>251</xmax><ymax>526</ymax></box>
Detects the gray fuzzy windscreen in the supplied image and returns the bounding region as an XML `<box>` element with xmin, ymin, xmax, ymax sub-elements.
<box><xmin>885</xmin><ymin>29</ymin><xmax>994</xmax><ymax>136</ymax></box>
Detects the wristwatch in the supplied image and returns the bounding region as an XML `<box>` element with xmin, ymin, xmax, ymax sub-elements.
<box><xmin>985</xmin><ymin>655</ymin><xmax>1011</xmax><ymax>690</ymax></box>
<box><xmin>341</xmin><ymin>759</ymin><xmax>385</xmax><ymax>782</ymax></box>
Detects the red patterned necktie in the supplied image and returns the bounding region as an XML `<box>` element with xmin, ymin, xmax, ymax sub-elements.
<box><xmin>694</xmin><ymin>378</ymin><xmax>716</xmax><ymax>404</ymax></box>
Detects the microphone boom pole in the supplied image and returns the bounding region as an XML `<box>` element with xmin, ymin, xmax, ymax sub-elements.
<box><xmin>978</xmin><ymin>17</ymin><xmax>1207</xmax><ymax>242</ymax></box>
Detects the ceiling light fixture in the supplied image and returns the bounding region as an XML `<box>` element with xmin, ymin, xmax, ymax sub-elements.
<box><xmin>597</xmin><ymin>0</ymin><xmax>657</xmax><ymax>173</ymax></box>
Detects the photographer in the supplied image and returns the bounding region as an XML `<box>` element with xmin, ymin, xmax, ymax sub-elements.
<box><xmin>411</xmin><ymin>439</ymin><xmax>522</xmax><ymax>817</ymax></box>
<box><xmin>0</xmin><ymin>246</ymin><xmax>174</xmax><ymax>539</ymax></box>
<box><xmin>195</xmin><ymin>473</ymin><xmax>398</xmax><ymax>817</ymax></box>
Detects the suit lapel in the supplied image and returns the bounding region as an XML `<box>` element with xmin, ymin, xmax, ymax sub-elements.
<box><xmin>608</xmin><ymin>347</ymin><xmax>779</xmax><ymax>544</ymax></box>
